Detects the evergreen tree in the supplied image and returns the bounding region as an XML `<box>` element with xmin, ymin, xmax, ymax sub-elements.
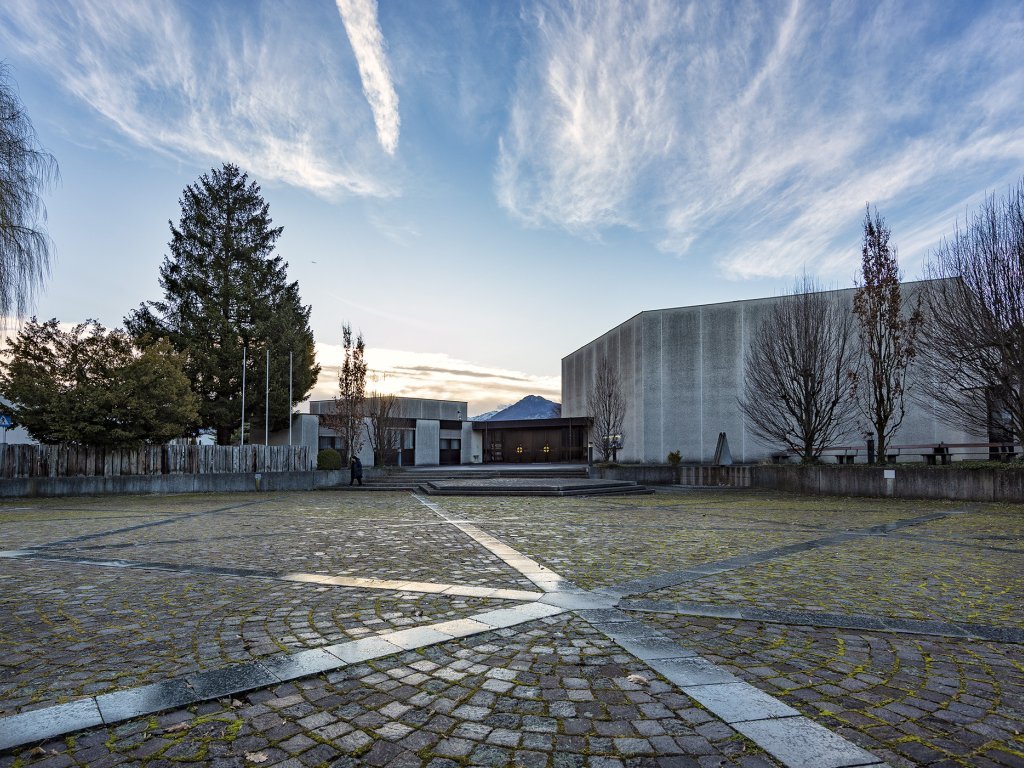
<box><xmin>126</xmin><ymin>164</ymin><xmax>319</xmax><ymax>444</ymax></box>
<box><xmin>0</xmin><ymin>318</ymin><xmax>198</xmax><ymax>446</ymax></box>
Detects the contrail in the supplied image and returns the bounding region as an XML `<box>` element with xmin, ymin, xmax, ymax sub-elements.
<box><xmin>335</xmin><ymin>0</ymin><xmax>400</xmax><ymax>154</ymax></box>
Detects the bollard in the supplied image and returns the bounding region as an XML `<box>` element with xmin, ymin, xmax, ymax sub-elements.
<box><xmin>254</xmin><ymin>472</ymin><xmax>262</xmax><ymax>492</ymax></box>
<box><xmin>883</xmin><ymin>468</ymin><xmax>895</xmax><ymax>497</ymax></box>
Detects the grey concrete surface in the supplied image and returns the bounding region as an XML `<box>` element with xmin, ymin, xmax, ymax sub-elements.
<box><xmin>562</xmin><ymin>281</ymin><xmax>970</xmax><ymax>463</ymax></box>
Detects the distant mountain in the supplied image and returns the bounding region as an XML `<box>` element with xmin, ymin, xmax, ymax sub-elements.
<box><xmin>470</xmin><ymin>407</ymin><xmax>507</xmax><ymax>422</ymax></box>
<box><xmin>472</xmin><ymin>395</ymin><xmax>561</xmax><ymax>421</ymax></box>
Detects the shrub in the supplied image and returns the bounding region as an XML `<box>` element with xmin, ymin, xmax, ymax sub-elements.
<box><xmin>317</xmin><ymin>448</ymin><xmax>342</xmax><ymax>470</ymax></box>
<box><xmin>667</xmin><ymin>450</ymin><xmax>681</xmax><ymax>467</ymax></box>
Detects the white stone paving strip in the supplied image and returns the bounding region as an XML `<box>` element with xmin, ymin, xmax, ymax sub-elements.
<box><xmin>0</xmin><ymin>601</ymin><xmax>565</xmax><ymax>752</ymax></box>
<box><xmin>412</xmin><ymin>494</ymin><xmax>572</xmax><ymax>592</ymax></box>
<box><xmin>279</xmin><ymin>571</ymin><xmax>540</xmax><ymax>600</ymax></box>
<box><xmin>415</xmin><ymin>494</ymin><xmax>888</xmax><ymax>768</ymax></box>
<box><xmin>0</xmin><ymin>550</ymin><xmax>541</xmax><ymax>601</ymax></box>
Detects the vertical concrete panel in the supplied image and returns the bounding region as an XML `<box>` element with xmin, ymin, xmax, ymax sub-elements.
<box><xmin>467</xmin><ymin>429</ymin><xmax>483</xmax><ymax>464</ymax></box>
<box><xmin>701</xmin><ymin>304</ymin><xmax>745</xmax><ymax>462</ymax></box>
<box><xmin>640</xmin><ymin>313</ymin><xmax>662</xmax><ymax>462</ymax></box>
<box><xmin>460</xmin><ymin>421</ymin><xmax>475</xmax><ymax>462</ymax></box>
<box><xmin>572</xmin><ymin>351</ymin><xmax>584</xmax><ymax>418</ymax></box>
<box><xmin>415</xmin><ymin>420</ymin><xmax>440</xmax><ymax>465</ymax></box>
<box><xmin>661</xmin><ymin>308</ymin><xmax>702</xmax><ymax>461</ymax></box>
<box><xmin>619</xmin><ymin>319</ymin><xmax>640</xmax><ymax>462</ymax></box>
<box><xmin>738</xmin><ymin>298</ymin><xmax>779</xmax><ymax>461</ymax></box>
<box><xmin>562</xmin><ymin>353</ymin><xmax>575</xmax><ymax>416</ymax></box>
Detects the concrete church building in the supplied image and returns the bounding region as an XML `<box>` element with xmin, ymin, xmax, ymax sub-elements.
<box><xmin>561</xmin><ymin>281</ymin><xmax>972</xmax><ymax>464</ymax></box>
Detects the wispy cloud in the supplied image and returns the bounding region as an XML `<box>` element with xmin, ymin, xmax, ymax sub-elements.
<box><xmin>309</xmin><ymin>344</ymin><xmax>560</xmax><ymax>414</ymax></box>
<box><xmin>497</xmin><ymin>0</ymin><xmax>680</xmax><ymax>231</ymax></box>
<box><xmin>0</xmin><ymin>1</ymin><xmax>398</xmax><ymax>197</ymax></box>
<box><xmin>335</xmin><ymin>0</ymin><xmax>400</xmax><ymax>155</ymax></box>
<box><xmin>497</xmin><ymin>0</ymin><xmax>1024</xmax><ymax>279</ymax></box>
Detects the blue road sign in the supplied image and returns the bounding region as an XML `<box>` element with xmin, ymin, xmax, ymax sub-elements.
<box><xmin>0</xmin><ymin>415</ymin><xmax>12</xmax><ymax>428</ymax></box>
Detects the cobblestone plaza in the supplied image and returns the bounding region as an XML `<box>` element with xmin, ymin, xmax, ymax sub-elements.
<box><xmin>1</xmin><ymin>490</ymin><xmax>1021</xmax><ymax>767</ymax></box>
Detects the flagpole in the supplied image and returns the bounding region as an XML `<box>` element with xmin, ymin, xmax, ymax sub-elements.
<box><xmin>265</xmin><ymin>348</ymin><xmax>270</xmax><ymax>445</ymax></box>
<box><xmin>240</xmin><ymin>346</ymin><xmax>247</xmax><ymax>447</ymax></box>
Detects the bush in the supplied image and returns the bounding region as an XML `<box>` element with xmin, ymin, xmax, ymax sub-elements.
<box><xmin>667</xmin><ymin>450</ymin><xmax>681</xmax><ymax>466</ymax></box>
<box><xmin>317</xmin><ymin>448</ymin><xmax>342</xmax><ymax>470</ymax></box>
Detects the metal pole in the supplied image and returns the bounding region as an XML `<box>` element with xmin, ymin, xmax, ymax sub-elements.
<box><xmin>240</xmin><ymin>347</ymin><xmax>247</xmax><ymax>447</ymax></box>
<box><xmin>265</xmin><ymin>348</ymin><xmax>270</xmax><ymax>445</ymax></box>
<box><xmin>288</xmin><ymin>351</ymin><xmax>293</xmax><ymax>446</ymax></box>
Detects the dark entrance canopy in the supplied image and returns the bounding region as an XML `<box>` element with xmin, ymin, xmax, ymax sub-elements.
<box><xmin>472</xmin><ymin>417</ymin><xmax>591</xmax><ymax>463</ymax></box>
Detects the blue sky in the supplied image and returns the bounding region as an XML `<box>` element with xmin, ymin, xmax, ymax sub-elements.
<box><xmin>2</xmin><ymin>0</ymin><xmax>1022</xmax><ymax>414</ymax></box>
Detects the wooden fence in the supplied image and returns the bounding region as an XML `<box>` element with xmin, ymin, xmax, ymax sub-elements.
<box><xmin>0</xmin><ymin>444</ymin><xmax>312</xmax><ymax>479</ymax></box>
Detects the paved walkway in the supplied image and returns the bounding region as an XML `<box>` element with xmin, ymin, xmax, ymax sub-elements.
<box><xmin>0</xmin><ymin>490</ymin><xmax>1021</xmax><ymax>767</ymax></box>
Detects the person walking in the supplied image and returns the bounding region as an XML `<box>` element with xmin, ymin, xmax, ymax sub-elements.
<box><xmin>349</xmin><ymin>455</ymin><xmax>363</xmax><ymax>486</ymax></box>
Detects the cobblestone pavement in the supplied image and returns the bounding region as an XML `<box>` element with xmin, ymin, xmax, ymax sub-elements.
<box><xmin>644</xmin><ymin>615</ymin><xmax>1024</xmax><ymax>768</ymax></box>
<box><xmin>0</xmin><ymin>616</ymin><xmax>779</xmax><ymax>768</ymax></box>
<box><xmin>646</xmin><ymin>536</ymin><xmax>1024</xmax><ymax>626</ymax></box>
<box><xmin>433</xmin><ymin>495</ymin><xmax>965</xmax><ymax>590</ymax></box>
<box><xmin>1</xmin><ymin>489</ymin><xmax>1022</xmax><ymax>767</ymax></box>
<box><xmin>0</xmin><ymin>559</ymin><xmax>520</xmax><ymax>716</ymax></box>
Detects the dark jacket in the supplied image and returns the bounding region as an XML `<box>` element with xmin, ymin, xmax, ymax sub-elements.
<box><xmin>350</xmin><ymin>457</ymin><xmax>363</xmax><ymax>478</ymax></box>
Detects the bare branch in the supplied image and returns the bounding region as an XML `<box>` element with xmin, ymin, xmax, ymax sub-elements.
<box><xmin>364</xmin><ymin>386</ymin><xmax>402</xmax><ymax>466</ymax></box>
<box><xmin>324</xmin><ymin>323</ymin><xmax>366</xmax><ymax>461</ymax></box>
<box><xmin>739</xmin><ymin>276</ymin><xmax>858</xmax><ymax>461</ymax></box>
<box><xmin>0</xmin><ymin>63</ymin><xmax>58</xmax><ymax>321</ymax></box>
<box><xmin>851</xmin><ymin>206</ymin><xmax>923</xmax><ymax>462</ymax></box>
<box><xmin>920</xmin><ymin>179</ymin><xmax>1024</xmax><ymax>445</ymax></box>
<box><xmin>587</xmin><ymin>354</ymin><xmax>625</xmax><ymax>461</ymax></box>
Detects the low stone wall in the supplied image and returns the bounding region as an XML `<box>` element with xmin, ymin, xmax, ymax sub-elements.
<box><xmin>0</xmin><ymin>470</ymin><xmax>348</xmax><ymax>498</ymax></box>
<box><xmin>590</xmin><ymin>464</ymin><xmax>753</xmax><ymax>487</ymax></box>
<box><xmin>590</xmin><ymin>463</ymin><xmax>1024</xmax><ymax>501</ymax></box>
<box><xmin>752</xmin><ymin>465</ymin><xmax>1024</xmax><ymax>502</ymax></box>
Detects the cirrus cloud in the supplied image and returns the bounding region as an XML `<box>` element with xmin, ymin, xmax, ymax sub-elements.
<box><xmin>497</xmin><ymin>0</ymin><xmax>1024</xmax><ymax>280</ymax></box>
<box><xmin>0</xmin><ymin>0</ymin><xmax>399</xmax><ymax>198</ymax></box>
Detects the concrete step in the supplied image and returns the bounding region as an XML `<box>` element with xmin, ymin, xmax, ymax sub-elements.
<box><xmin>419</xmin><ymin>479</ymin><xmax>653</xmax><ymax>497</ymax></box>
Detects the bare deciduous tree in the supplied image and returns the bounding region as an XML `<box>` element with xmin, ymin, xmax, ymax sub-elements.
<box><xmin>852</xmin><ymin>206</ymin><xmax>923</xmax><ymax>462</ymax></box>
<box><xmin>920</xmin><ymin>179</ymin><xmax>1024</xmax><ymax>445</ymax></box>
<box><xmin>364</xmin><ymin>388</ymin><xmax>401</xmax><ymax>466</ymax></box>
<box><xmin>587</xmin><ymin>354</ymin><xmax>625</xmax><ymax>462</ymax></box>
<box><xmin>1</xmin><ymin>64</ymin><xmax>58</xmax><ymax>320</ymax></box>
<box><xmin>739</xmin><ymin>277</ymin><xmax>858</xmax><ymax>462</ymax></box>
<box><xmin>324</xmin><ymin>323</ymin><xmax>366</xmax><ymax>461</ymax></box>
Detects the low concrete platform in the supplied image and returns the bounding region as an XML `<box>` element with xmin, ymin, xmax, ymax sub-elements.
<box><xmin>420</xmin><ymin>477</ymin><xmax>653</xmax><ymax>496</ymax></box>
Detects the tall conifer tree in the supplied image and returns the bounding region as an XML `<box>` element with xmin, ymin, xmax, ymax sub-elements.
<box><xmin>127</xmin><ymin>163</ymin><xmax>319</xmax><ymax>444</ymax></box>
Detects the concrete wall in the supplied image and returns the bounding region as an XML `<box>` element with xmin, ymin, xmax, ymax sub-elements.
<box><xmin>415</xmin><ymin>420</ymin><xmax>440</xmax><ymax>465</ymax></box>
<box><xmin>590</xmin><ymin>464</ymin><xmax>754</xmax><ymax>487</ymax></box>
<box><xmin>563</xmin><ymin>281</ymin><xmax>970</xmax><ymax>463</ymax></box>
<box><xmin>268</xmin><ymin>415</ymin><xmax>319</xmax><ymax>468</ymax></box>
<box><xmin>466</xmin><ymin>426</ymin><xmax>482</xmax><ymax>463</ymax></box>
<box><xmin>0</xmin><ymin>470</ymin><xmax>347</xmax><ymax>498</ymax></box>
<box><xmin>392</xmin><ymin>398</ymin><xmax>467</xmax><ymax>421</ymax></box>
<box><xmin>591</xmin><ymin>462</ymin><xmax>1024</xmax><ymax>502</ymax></box>
<box><xmin>749</xmin><ymin>465</ymin><xmax>1024</xmax><ymax>502</ymax></box>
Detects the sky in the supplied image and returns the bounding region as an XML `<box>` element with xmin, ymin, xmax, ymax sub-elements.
<box><xmin>2</xmin><ymin>0</ymin><xmax>1022</xmax><ymax>416</ymax></box>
